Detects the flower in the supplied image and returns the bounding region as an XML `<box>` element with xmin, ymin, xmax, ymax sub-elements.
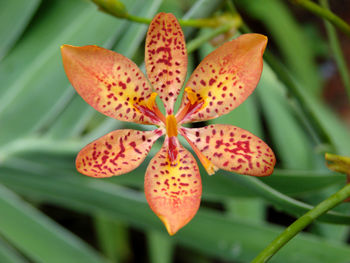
<box><xmin>61</xmin><ymin>12</ymin><xmax>276</xmax><ymax>235</ymax></box>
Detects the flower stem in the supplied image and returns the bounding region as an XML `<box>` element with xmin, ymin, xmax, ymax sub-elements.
<box><xmin>92</xmin><ymin>0</ymin><xmax>236</xmax><ymax>28</ymax></box>
<box><xmin>186</xmin><ymin>15</ymin><xmax>242</xmax><ymax>53</ymax></box>
<box><xmin>125</xmin><ymin>13</ymin><xmax>227</xmax><ymax>28</ymax></box>
<box><xmin>251</xmin><ymin>183</ymin><xmax>350</xmax><ymax>263</ymax></box>
<box><xmin>319</xmin><ymin>0</ymin><xmax>350</xmax><ymax>102</ymax></box>
<box><xmin>124</xmin><ymin>14</ymin><xmax>151</xmax><ymax>24</ymax></box>
<box><xmin>290</xmin><ymin>0</ymin><xmax>350</xmax><ymax>37</ymax></box>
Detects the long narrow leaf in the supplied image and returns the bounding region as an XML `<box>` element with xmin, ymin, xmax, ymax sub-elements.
<box><xmin>0</xmin><ymin>237</ymin><xmax>27</xmax><ymax>263</ymax></box>
<box><xmin>0</xmin><ymin>184</ymin><xmax>106</xmax><ymax>263</ymax></box>
<box><xmin>1</xmin><ymin>168</ymin><xmax>350</xmax><ymax>262</ymax></box>
<box><xmin>0</xmin><ymin>0</ymin><xmax>41</xmax><ymax>60</ymax></box>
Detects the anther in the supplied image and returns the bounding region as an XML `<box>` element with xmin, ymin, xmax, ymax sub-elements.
<box><xmin>184</xmin><ymin>87</ymin><xmax>197</xmax><ymax>104</ymax></box>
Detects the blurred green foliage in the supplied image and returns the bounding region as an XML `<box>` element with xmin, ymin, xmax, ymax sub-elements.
<box><xmin>0</xmin><ymin>0</ymin><xmax>350</xmax><ymax>262</ymax></box>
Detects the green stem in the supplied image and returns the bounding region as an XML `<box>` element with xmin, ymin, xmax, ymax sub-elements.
<box><xmin>124</xmin><ymin>14</ymin><xmax>151</xmax><ymax>25</ymax></box>
<box><xmin>290</xmin><ymin>0</ymin><xmax>350</xmax><ymax>37</ymax></box>
<box><xmin>179</xmin><ymin>18</ymin><xmax>222</xmax><ymax>28</ymax></box>
<box><xmin>251</xmin><ymin>183</ymin><xmax>350</xmax><ymax>263</ymax></box>
<box><xmin>126</xmin><ymin>13</ymin><xmax>224</xmax><ymax>28</ymax></box>
<box><xmin>186</xmin><ymin>16</ymin><xmax>242</xmax><ymax>53</ymax></box>
<box><xmin>319</xmin><ymin>0</ymin><xmax>350</xmax><ymax>102</ymax></box>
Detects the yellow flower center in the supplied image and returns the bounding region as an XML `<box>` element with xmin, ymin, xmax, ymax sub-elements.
<box><xmin>166</xmin><ymin>115</ymin><xmax>178</xmax><ymax>137</ymax></box>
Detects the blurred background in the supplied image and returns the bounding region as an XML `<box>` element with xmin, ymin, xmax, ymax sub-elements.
<box><xmin>0</xmin><ymin>0</ymin><xmax>350</xmax><ymax>262</ymax></box>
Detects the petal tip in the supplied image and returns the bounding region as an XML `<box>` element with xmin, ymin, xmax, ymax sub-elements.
<box><xmin>238</xmin><ymin>33</ymin><xmax>268</xmax><ymax>54</ymax></box>
<box><xmin>254</xmin><ymin>33</ymin><xmax>268</xmax><ymax>53</ymax></box>
<box><xmin>60</xmin><ymin>44</ymin><xmax>77</xmax><ymax>54</ymax></box>
<box><xmin>159</xmin><ymin>215</ymin><xmax>179</xmax><ymax>236</ymax></box>
<box><xmin>60</xmin><ymin>44</ymin><xmax>100</xmax><ymax>56</ymax></box>
<box><xmin>61</xmin><ymin>44</ymin><xmax>81</xmax><ymax>62</ymax></box>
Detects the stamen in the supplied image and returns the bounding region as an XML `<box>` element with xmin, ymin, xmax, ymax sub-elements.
<box><xmin>134</xmin><ymin>92</ymin><xmax>166</xmax><ymax>124</ymax></box>
<box><xmin>176</xmin><ymin>87</ymin><xmax>206</xmax><ymax>124</ymax></box>
<box><xmin>184</xmin><ymin>87</ymin><xmax>197</xmax><ymax>104</ymax></box>
<box><xmin>147</xmin><ymin>92</ymin><xmax>158</xmax><ymax>109</ymax></box>
<box><xmin>179</xmin><ymin>128</ymin><xmax>218</xmax><ymax>175</ymax></box>
<box><xmin>166</xmin><ymin>115</ymin><xmax>179</xmax><ymax>163</ymax></box>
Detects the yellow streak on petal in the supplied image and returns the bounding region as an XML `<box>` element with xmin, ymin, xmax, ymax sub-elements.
<box><xmin>146</xmin><ymin>92</ymin><xmax>158</xmax><ymax>110</ymax></box>
<box><xmin>166</xmin><ymin>115</ymin><xmax>178</xmax><ymax>137</ymax></box>
<box><xmin>184</xmin><ymin>87</ymin><xmax>197</xmax><ymax>105</ymax></box>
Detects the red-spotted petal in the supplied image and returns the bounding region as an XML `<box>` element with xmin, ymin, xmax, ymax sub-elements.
<box><xmin>145</xmin><ymin>12</ymin><xmax>187</xmax><ymax>115</ymax></box>
<box><xmin>76</xmin><ymin>129</ymin><xmax>163</xmax><ymax>177</ymax></box>
<box><xmin>61</xmin><ymin>45</ymin><xmax>157</xmax><ymax>124</ymax></box>
<box><xmin>181</xmin><ymin>124</ymin><xmax>275</xmax><ymax>176</ymax></box>
<box><xmin>177</xmin><ymin>34</ymin><xmax>267</xmax><ymax>123</ymax></box>
<box><xmin>145</xmin><ymin>137</ymin><xmax>201</xmax><ymax>235</ymax></box>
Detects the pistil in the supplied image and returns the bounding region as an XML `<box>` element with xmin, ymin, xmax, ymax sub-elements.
<box><xmin>166</xmin><ymin>114</ymin><xmax>179</xmax><ymax>163</ymax></box>
<box><xmin>166</xmin><ymin>115</ymin><xmax>178</xmax><ymax>137</ymax></box>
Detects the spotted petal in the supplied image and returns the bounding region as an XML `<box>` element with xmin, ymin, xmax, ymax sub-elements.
<box><xmin>76</xmin><ymin>129</ymin><xmax>163</xmax><ymax>177</ymax></box>
<box><xmin>61</xmin><ymin>45</ymin><xmax>157</xmax><ymax>124</ymax></box>
<box><xmin>177</xmin><ymin>34</ymin><xmax>267</xmax><ymax>123</ymax></box>
<box><xmin>181</xmin><ymin>124</ymin><xmax>275</xmax><ymax>176</ymax></box>
<box><xmin>145</xmin><ymin>12</ymin><xmax>187</xmax><ymax>115</ymax></box>
<box><xmin>145</xmin><ymin>137</ymin><xmax>201</xmax><ymax>235</ymax></box>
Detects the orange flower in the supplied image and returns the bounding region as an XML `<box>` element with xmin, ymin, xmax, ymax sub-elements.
<box><xmin>61</xmin><ymin>13</ymin><xmax>275</xmax><ymax>235</ymax></box>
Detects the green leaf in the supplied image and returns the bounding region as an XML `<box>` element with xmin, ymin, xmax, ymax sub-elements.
<box><xmin>257</xmin><ymin>66</ymin><xmax>315</xmax><ymax>169</ymax></box>
<box><xmin>3</xmin><ymin>153</ymin><xmax>347</xmax><ymax>229</ymax></box>
<box><xmin>0</xmin><ymin>0</ymin><xmax>127</xmax><ymax>146</ymax></box>
<box><xmin>147</xmin><ymin>231</ymin><xmax>174</xmax><ymax>263</ymax></box>
<box><xmin>225</xmin><ymin>198</ymin><xmax>266</xmax><ymax>223</ymax></box>
<box><xmin>47</xmin><ymin>0</ymin><xmax>163</xmax><ymax>141</ymax></box>
<box><xmin>236</xmin><ymin>0</ymin><xmax>321</xmax><ymax>95</ymax></box>
<box><xmin>0</xmin><ymin>237</ymin><xmax>27</xmax><ymax>263</ymax></box>
<box><xmin>0</xmin><ymin>0</ymin><xmax>41</xmax><ymax>60</ymax></box>
<box><xmin>94</xmin><ymin>214</ymin><xmax>130</xmax><ymax>263</ymax></box>
<box><xmin>1</xmin><ymin>167</ymin><xmax>350</xmax><ymax>262</ymax></box>
<box><xmin>263</xmin><ymin>48</ymin><xmax>350</xmax><ymax>156</ymax></box>
<box><xmin>231</xmin><ymin>174</ymin><xmax>350</xmax><ymax>224</ymax></box>
<box><xmin>0</xmin><ymin>184</ymin><xmax>106</xmax><ymax>263</ymax></box>
<box><xmin>299</xmin><ymin>86</ymin><xmax>350</xmax><ymax>156</ymax></box>
<box><xmin>47</xmin><ymin>95</ymin><xmax>95</xmax><ymax>140</ymax></box>
<box><xmin>259</xmin><ymin>169</ymin><xmax>345</xmax><ymax>196</ymax></box>
<box><xmin>2</xmin><ymin>144</ymin><xmax>344</xmax><ymax>199</ymax></box>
